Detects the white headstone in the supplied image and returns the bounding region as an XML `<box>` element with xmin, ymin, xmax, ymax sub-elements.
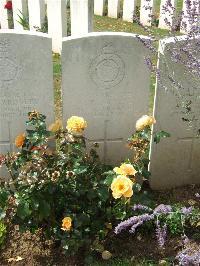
<box><xmin>159</xmin><ymin>0</ymin><xmax>177</xmax><ymax>30</ymax></box>
<box><xmin>94</xmin><ymin>0</ymin><xmax>105</xmax><ymax>16</ymax></box>
<box><xmin>0</xmin><ymin>30</ymin><xmax>54</xmax><ymax>177</ymax></box>
<box><xmin>70</xmin><ymin>0</ymin><xmax>93</xmax><ymax>36</ymax></box>
<box><xmin>150</xmin><ymin>36</ymin><xmax>200</xmax><ymax>189</ymax></box>
<box><xmin>62</xmin><ymin>33</ymin><xmax>151</xmax><ymax>164</ymax></box>
<box><xmin>47</xmin><ymin>0</ymin><xmax>67</xmax><ymax>53</ymax></box>
<box><xmin>140</xmin><ymin>0</ymin><xmax>155</xmax><ymax>26</ymax></box>
<box><xmin>28</xmin><ymin>0</ymin><xmax>45</xmax><ymax>31</ymax></box>
<box><xmin>180</xmin><ymin>0</ymin><xmax>200</xmax><ymax>33</ymax></box>
<box><xmin>12</xmin><ymin>0</ymin><xmax>28</xmax><ymax>30</ymax></box>
<box><xmin>0</xmin><ymin>0</ymin><xmax>9</xmax><ymax>29</ymax></box>
<box><xmin>123</xmin><ymin>0</ymin><xmax>136</xmax><ymax>22</ymax></box>
<box><xmin>108</xmin><ymin>0</ymin><xmax>120</xmax><ymax>19</ymax></box>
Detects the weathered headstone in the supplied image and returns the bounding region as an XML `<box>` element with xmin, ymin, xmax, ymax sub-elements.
<box><xmin>0</xmin><ymin>31</ymin><xmax>54</xmax><ymax>177</ymax></box>
<box><xmin>62</xmin><ymin>33</ymin><xmax>151</xmax><ymax>164</ymax></box>
<box><xmin>150</xmin><ymin>37</ymin><xmax>200</xmax><ymax>189</ymax></box>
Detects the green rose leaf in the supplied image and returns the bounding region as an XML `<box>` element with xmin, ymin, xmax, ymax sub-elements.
<box><xmin>154</xmin><ymin>131</ymin><xmax>170</xmax><ymax>144</ymax></box>
<box><xmin>17</xmin><ymin>201</ymin><xmax>32</xmax><ymax>219</ymax></box>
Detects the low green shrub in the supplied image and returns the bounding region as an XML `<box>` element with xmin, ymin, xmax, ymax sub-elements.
<box><xmin>0</xmin><ymin>221</ymin><xmax>6</xmax><ymax>247</ymax></box>
<box><xmin>0</xmin><ymin>111</ymin><xmax>168</xmax><ymax>256</ymax></box>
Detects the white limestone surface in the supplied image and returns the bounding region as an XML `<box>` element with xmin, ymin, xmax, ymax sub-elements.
<box><xmin>150</xmin><ymin>36</ymin><xmax>200</xmax><ymax>189</ymax></box>
<box><xmin>0</xmin><ymin>30</ymin><xmax>54</xmax><ymax>177</ymax></box>
<box><xmin>62</xmin><ymin>32</ymin><xmax>151</xmax><ymax>165</ymax></box>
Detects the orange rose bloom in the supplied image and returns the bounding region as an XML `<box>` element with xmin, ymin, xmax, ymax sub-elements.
<box><xmin>61</xmin><ymin>217</ymin><xmax>72</xmax><ymax>231</ymax></box>
<box><xmin>15</xmin><ymin>133</ymin><xmax>25</xmax><ymax>148</ymax></box>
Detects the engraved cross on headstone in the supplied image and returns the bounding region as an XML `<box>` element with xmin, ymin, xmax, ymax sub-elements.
<box><xmin>177</xmin><ymin>121</ymin><xmax>199</xmax><ymax>171</ymax></box>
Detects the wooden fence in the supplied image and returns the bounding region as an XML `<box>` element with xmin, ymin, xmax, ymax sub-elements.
<box><xmin>0</xmin><ymin>0</ymin><xmax>93</xmax><ymax>53</ymax></box>
<box><xmin>94</xmin><ymin>0</ymin><xmax>200</xmax><ymax>32</ymax></box>
<box><xmin>0</xmin><ymin>0</ymin><xmax>199</xmax><ymax>53</ymax></box>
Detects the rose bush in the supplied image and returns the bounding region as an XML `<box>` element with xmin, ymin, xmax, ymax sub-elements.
<box><xmin>0</xmin><ymin>111</ymin><xmax>169</xmax><ymax>257</ymax></box>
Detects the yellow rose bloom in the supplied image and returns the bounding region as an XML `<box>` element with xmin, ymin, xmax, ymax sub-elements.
<box><xmin>111</xmin><ymin>175</ymin><xmax>133</xmax><ymax>199</ymax></box>
<box><xmin>113</xmin><ymin>163</ymin><xmax>137</xmax><ymax>176</ymax></box>
<box><xmin>136</xmin><ymin>115</ymin><xmax>156</xmax><ymax>131</ymax></box>
<box><xmin>61</xmin><ymin>217</ymin><xmax>72</xmax><ymax>231</ymax></box>
<box><xmin>49</xmin><ymin>119</ymin><xmax>62</xmax><ymax>132</ymax></box>
<box><xmin>66</xmin><ymin>116</ymin><xmax>87</xmax><ymax>134</ymax></box>
<box><xmin>15</xmin><ymin>133</ymin><xmax>25</xmax><ymax>148</ymax></box>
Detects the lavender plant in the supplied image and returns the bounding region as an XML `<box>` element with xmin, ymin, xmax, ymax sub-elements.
<box><xmin>176</xmin><ymin>237</ymin><xmax>200</xmax><ymax>265</ymax></box>
<box><xmin>135</xmin><ymin>0</ymin><xmax>200</xmax><ymax>132</ymax></box>
<box><xmin>114</xmin><ymin>203</ymin><xmax>200</xmax><ymax>249</ymax></box>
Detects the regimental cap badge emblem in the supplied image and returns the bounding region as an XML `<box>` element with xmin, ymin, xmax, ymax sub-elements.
<box><xmin>89</xmin><ymin>43</ymin><xmax>125</xmax><ymax>88</ymax></box>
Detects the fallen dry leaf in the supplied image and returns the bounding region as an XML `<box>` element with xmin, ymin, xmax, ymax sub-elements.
<box><xmin>7</xmin><ymin>256</ymin><xmax>24</xmax><ymax>263</ymax></box>
<box><xmin>16</xmin><ymin>256</ymin><xmax>24</xmax><ymax>262</ymax></box>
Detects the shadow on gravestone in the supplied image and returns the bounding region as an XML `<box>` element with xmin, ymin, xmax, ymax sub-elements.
<box><xmin>62</xmin><ymin>32</ymin><xmax>151</xmax><ymax>165</ymax></box>
<box><xmin>0</xmin><ymin>30</ymin><xmax>54</xmax><ymax>179</ymax></box>
<box><xmin>150</xmin><ymin>36</ymin><xmax>200</xmax><ymax>189</ymax></box>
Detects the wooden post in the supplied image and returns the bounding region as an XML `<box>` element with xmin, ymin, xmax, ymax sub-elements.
<box><xmin>28</xmin><ymin>0</ymin><xmax>45</xmax><ymax>31</ymax></box>
<box><xmin>70</xmin><ymin>0</ymin><xmax>93</xmax><ymax>36</ymax></box>
<box><xmin>94</xmin><ymin>0</ymin><xmax>105</xmax><ymax>16</ymax></box>
<box><xmin>140</xmin><ymin>0</ymin><xmax>155</xmax><ymax>26</ymax></box>
<box><xmin>108</xmin><ymin>0</ymin><xmax>120</xmax><ymax>19</ymax></box>
<box><xmin>0</xmin><ymin>0</ymin><xmax>9</xmax><ymax>29</ymax></box>
<box><xmin>12</xmin><ymin>0</ymin><xmax>28</xmax><ymax>30</ymax></box>
<box><xmin>123</xmin><ymin>0</ymin><xmax>137</xmax><ymax>22</ymax></box>
<box><xmin>47</xmin><ymin>0</ymin><xmax>67</xmax><ymax>53</ymax></box>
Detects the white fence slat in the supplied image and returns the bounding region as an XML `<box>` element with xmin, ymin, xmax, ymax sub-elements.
<box><xmin>28</xmin><ymin>0</ymin><xmax>45</xmax><ymax>31</ymax></box>
<box><xmin>0</xmin><ymin>0</ymin><xmax>9</xmax><ymax>29</ymax></box>
<box><xmin>108</xmin><ymin>0</ymin><xmax>120</xmax><ymax>18</ymax></box>
<box><xmin>47</xmin><ymin>0</ymin><xmax>67</xmax><ymax>54</ymax></box>
<box><xmin>12</xmin><ymin>0</ymin><xmax>28</xmax><ymax>30</ymax></box>
<box><xmin>70</xmin><ymin>0</ymin><xmax>93</xmax><ymax>36</ymax></box>
<box><xmin>140</xmin><ymin>0</ymin><xmax>156</xmax><ymax>26</ymax></box>
<box><xmin>123</xmin><ymin>0</ymin><xmax>137</xmax><ymax>22</ymax></box>
<box><xmin>94</xmin><ymin>0</ymin><xmax>105</xmax><ymax>16</ymax></box>
<box><xmin>180</xmin><ymin>0</ymin><xmax>200</xmax><ymax>33</ymax></box>
<box><xmin>159</xmin><ymin>0</ymin><xmax>177</xmax><ymax>30</ymax></box>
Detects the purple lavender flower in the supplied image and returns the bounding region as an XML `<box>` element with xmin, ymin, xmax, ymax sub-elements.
<box><xmin>153</xmin><ymin>204</ymin><xmax>172</xmax><ymax>214</ymax></box>
<box><xmin>114</xmin><ymin>214</ymin><xmax>154</xmax><ymax>235</ymax></box>
<box><xmin>114</xmin><ymin>216</ymin><xmax>140</xmax><ymax>234</ymax></box>
<box><xmin>132</xmin><ymin>204</ymin><xmax>152</xmax><ymax>212</ymax></box>
<box><xmin>176</xmin><ymin>248</ymin><xmax>200</xmax><ymax>266</ymax></box>
<box><xmin>155</xmin><ymin>220</ymin><xmax>167</xmax><ymax>248</ymax></box>
<box><xmin>181</xmin><ymin>207</ymin><xmax>193</xmax><ymax>215</ymax></box>
<box><xmin>129</xmin><ymin>220</ymin><xmax>143</xmax><ymax>234</ymax></box>
<box><xmin>182</xmin><ymin>235</ymin><xmax>190</xmax><ymax>245</ymax></box>
<box><xmin>195</xmin><ymin>193</ymin><xmax>200</xmax><ymax>199</ymax></box>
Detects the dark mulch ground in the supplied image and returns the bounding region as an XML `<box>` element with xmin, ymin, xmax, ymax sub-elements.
<box><xmin>0</xmin><ymin>185</ymin><xmax>199</xmax><ymax>266</ymax></box>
